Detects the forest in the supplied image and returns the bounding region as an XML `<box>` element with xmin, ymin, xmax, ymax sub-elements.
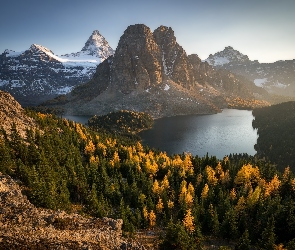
<box><xmin>253</xmin><ymin>101</ymin><xmax>295</xmax><ymax>171</ymax></box>
<box><xmin>1</xmin><ymin>109</ymin><xmax>295</xmax><ymax>249</ymax></box>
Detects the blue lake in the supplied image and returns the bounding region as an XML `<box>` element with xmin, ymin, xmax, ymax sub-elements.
<box><xmin>63</xmin><ymin>109</ymin><xmax>258</xmax><ymax>159</ymax></box>
<box><xmin>139</xmin><ymin>109</ymin><xmax>258</xmax><ymax>159</ymax></box>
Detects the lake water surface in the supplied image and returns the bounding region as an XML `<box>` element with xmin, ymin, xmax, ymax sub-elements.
<box><xmin>63</xmin><ymin>109</ymin><xmax>258</xmax><ymax>159</ymax></box>
<box><xmin>139</xmin><ymin>109</ymin><xmax>257</xmax><ymax>159</ymax></box>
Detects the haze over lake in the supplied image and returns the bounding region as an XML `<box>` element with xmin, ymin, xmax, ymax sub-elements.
<box><xmin>140</xmin><ymin>109</ymin><xmax>258</xmax><ymax>159</ymax></box>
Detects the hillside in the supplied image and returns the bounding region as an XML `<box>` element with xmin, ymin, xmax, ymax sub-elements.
<box><xmin>0</xmin><ymin>90</ymin><xmax>36</xmax><ymax>137</ymax></box>
<box><xmin>1</xmin><ymin>91</ymin><xmax>295</xmax><ymax>249</ymax></box>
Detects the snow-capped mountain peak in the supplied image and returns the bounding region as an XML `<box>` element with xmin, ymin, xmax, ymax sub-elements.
<box><xmin>60</xmin><ymin>30</ymin><xmax>114</xmax><ymax>65</ymax></box>
<box><xmin>205</xmin><ymin>46</ymin><xmax>250</xmax><ymax>66</ymax></box>
<box><xmin>0</xmin><ymin>30</ymin><xmax>115</xmax><ymax>106</ymax></box>
<box><xmin>81</xmin><ymin>30</ymin><xmax>114</xmax><ymax>56</ymax></box>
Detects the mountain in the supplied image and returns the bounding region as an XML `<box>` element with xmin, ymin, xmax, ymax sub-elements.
<box><xmin>0</xmin><ymin>31</ymin><xmax>114</xmax><ymax>106</ymax></box>
<box><xmin>205</xmin><ymin>46</ymin><xmax>295</xmax><ymax>98</ymax></box>
<box><xmin>46</xmin><ymin>24</ymin><xmax>267</xmax><ymax>118</ymax></box>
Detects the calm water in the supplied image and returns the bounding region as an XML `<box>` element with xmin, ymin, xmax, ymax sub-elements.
<box><xmin>62</xmin><ymin>115</ymin><xmax>92</xmax><ymax>125</ymax></box>
<box><xmin>139</xmin><ymin>109</ymin><xmax>258</xmax><ymax>159</ymax></box>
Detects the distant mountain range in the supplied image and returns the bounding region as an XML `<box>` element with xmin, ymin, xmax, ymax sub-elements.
<box><xmin>43</xmin><ymin>24</ymin><xmax>268</xmax><ymax>118</ymax></box>
<box><xmin>3</xmin><ymin>25</ymin><xmax>293</xmax><ymax>118</ymax></box>
<box><xmin>0</xmin><ymin>30</ymin><xmax>114</xmax><ymax>106</ymax></box>
<box><xmin>205</xmin><ymin>46</ymin><xmax>295</xmax><ymax>97</ymax></box>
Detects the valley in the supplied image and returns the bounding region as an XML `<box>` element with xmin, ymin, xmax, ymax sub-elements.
<box><xmin>1</xmin><ymin>22</ymin><xmax>295</xmax><ymax>249</ymax></box>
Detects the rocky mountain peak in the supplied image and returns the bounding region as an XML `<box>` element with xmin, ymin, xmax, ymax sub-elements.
<box><xmin>122</xmin><ymin>24</ymin><xmax>153</xmax><ymax>37</ymax></box>
<box><xmin>81</xmin><ymin>30</ymin><xmax>114</xmax><ymax>59</ymax></box>
<box><xmin>153</xmin><ymin>25</ymin><xmax>176</xmax><ymax>46</ymax></box>
<box><xmin>29</xmin><ymin>44</ymin><xmax>54</xmax><ymax>55</ymax></box>
<box><xmin>110</xmin><ymin>24</ymin><xmax>162</xmax><ymax>93</ymax></box>
<box><xmin>206</xmin><ymin>46</ymin><xmax>250</xmax><ymax>66</ymax></box>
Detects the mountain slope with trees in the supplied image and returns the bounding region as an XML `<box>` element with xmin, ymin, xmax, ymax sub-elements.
<box><xmin>1</xmin><ymin>91</ymin><xmax>295</xmax><ymax>249</ymax></box>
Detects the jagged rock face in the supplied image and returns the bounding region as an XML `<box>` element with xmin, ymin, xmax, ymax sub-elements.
<box><xmin>153</xmin><ymin>26</ymin><xmax>194</xmax><ymax>89</ymax></box>
<box><xmin>110</xmin><ymin>24</ymin><xmax>162</xmax><ymax>94</ymax></box>
<box><xmin>0</xmin><ymin>31</ymin><xmax>114</xmax><ymax>106</ymax></box>
<box><xmin>206</xmin><ymin>47</ymin><xmax>295</xmax><ymax>98</ymax></box>
<box><xmin>0</xmin><ymin>90</ymin><xmax>36</xmax><ymax>137</ymax></box>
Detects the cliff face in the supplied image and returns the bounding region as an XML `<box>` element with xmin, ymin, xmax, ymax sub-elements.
<box><xmin>44</xmin><ymin>24</ymin><xmax>266</xmax><ymax>118</ymax></box>
<box><xmin>110</xmin><ymin>24</ymin><xmax>163</xmax><ymax>93</ymax></box>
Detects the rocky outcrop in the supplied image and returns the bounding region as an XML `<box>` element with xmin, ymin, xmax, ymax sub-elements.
<box><xmin>0</xmin><ymin>172</ymin><xmax>144</xmax><ymax>249</ymax></box>
<box><xmin>110</xmin><ymin>24</ymin><xmax>162</xmax><ymax>94</ymax></box>
<box><xmin>0</xmin><ymin>31</ymin><xmax>114</xmax><ymax>107</ymax></box>
<box><xmin>0</xmin><ymin>90</ymin><xmax>36</xmax><ymax>138</ymax></box>
<box><xmin>45</xmin><ymin>24</ymin><xmax>265</xmax><ymax>118</ymax></box>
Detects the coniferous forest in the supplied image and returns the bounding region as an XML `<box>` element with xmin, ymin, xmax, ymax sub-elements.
<box><xmin>1</xmin><ymin>109</ymin><xmax>295</xmax><ymax>249</ymax></box>
<box><xmin>253</xmin><ymin>101</ymin><xmax>295</xmax><ymax>171</ymax></box>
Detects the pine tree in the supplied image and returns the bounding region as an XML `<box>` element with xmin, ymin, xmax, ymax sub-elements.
<box><xmin>235</xmin><ymin>229</ymin><xmax>251</xmax><ymax>250</ymax></box>
<box><xmin>258</xmin><ymin>216</ymin><xmax>276</xmax><ymax>250</ymax></box>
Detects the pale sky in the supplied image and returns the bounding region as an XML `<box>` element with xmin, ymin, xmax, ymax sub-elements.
<box><xmin>1</xmin><ymin>0</ymin><xmax>294</xmax><ymax>63</ymax></box>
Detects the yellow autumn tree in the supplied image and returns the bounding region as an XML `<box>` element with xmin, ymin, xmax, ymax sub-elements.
<box><xmin>264</xmin><ymin>174</ymin><xmax>281</xmax><ymax>197</ymax></box>
<box><xmin>205</xmin><ymin>166</ymin><xmax>218</xmax><ymax>186</ymax></box>
<box><xmin>97</xmin><ymin>142</ymin><xmax>107</xmax><ymax>156</ymax></box>
<box><xmin>291</xmin><ymin>178</ymin><xmax>295</xmax><ymax>192</ymax></box>
<box><xmin>161</xmin><ymin>175</ymin><xmax>170</xmax><ymax>190</ymax></box>
<box><xmin>149</xmin><ymin>210</ymin><xmax>156</xmax><ymax>227</ymax></box>
<box><xmin>234</xmin><ymin>164</ymin><xmax>260</xmax><ymax>186</ymax></box>
<box><xmin>89</xmin><ymin>155</ymin><xmax>99</xmax><ymax>164</ymax></box>
<box><xmin>84</xmin><ymin>140</ymin><xmax>95</xmax><ymax>155</ymax></box>
<box><xmin>152</xmin><ymin>179</ymin><xmax>161</xmax><ymax>195</ymax></box>
<box><xmin>230</xmin><ymin>188</ymin><xmax>237</xmax><ymax>201</ymax></box>
<box><xmin>156</xmin><ymin>198</ymin><xmax>164</xmax><ymax>213</ymax></box>
<box><xmin>183</xmin><ymin>209</ymin><xmax>195</xmax><ymax>233</ymax></box>
<box><xmin>167</xmin><ymin>199</ymin><xmax>174</xmax><ymax>209</ymax></box>
<box><xmin>201</xmin><ymin>183</ymin><xmax>209</xmax><ymax>199</ymax></box>
<box><xmin>110</xmin><ymin>151</ymin><xmax>120</xmax><ymax>167</ymax></box>
<box><xmin>143</xmin><ymin>206</ymin><xmax>149</xmax><ymax>220</ymax></box>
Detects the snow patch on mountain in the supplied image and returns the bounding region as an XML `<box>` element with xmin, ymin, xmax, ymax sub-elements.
<box><xmin>254</xmin><ymin>78</ymin><xmax>268</xmax><ymax>87</ymax></box>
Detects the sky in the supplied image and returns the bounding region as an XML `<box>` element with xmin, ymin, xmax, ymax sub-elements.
<box><xmin>1</xmin><ymin>0</ymin><xmax>294</xmax><ymax>63</ymax></box>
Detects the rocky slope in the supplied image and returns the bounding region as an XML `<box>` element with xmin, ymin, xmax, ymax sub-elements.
<box><xmin>0</xmin><ymin>90</ymin><xmax>36</xmax><ymax>137</ymax></box>
<box><xmin>46</xmin><ymin>24</ymin><xmax>266</xmax><ymax>118</ymax></box>
<box><xmin>0</xmin><ymin>172</ymin><xmax>144</xmax><ymax>249</ymax></box>
<box><xmin>205</xmin><ymin>46</ymin><xmax>295</xmax><ymax>98</ymax></box>
<box><xmin>0</xmin><ymin>31</ymin><xmax>114</xmax><ymax>107</ymax></box>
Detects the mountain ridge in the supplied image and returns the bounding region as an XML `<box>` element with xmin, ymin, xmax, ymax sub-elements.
<box><xmin>205</xmin><ymin>46</ymin><xmax>295</xmax><ymax>98</ymax></box>
<box><xmin>45</xmin><ymin>24</ymin><xmax>268</xmax><ymax>118</ymax></box>
<box><xmin>0</xmin><ymin>30</ymin><xmax>114</xmax><ymax>106</ymax></box>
